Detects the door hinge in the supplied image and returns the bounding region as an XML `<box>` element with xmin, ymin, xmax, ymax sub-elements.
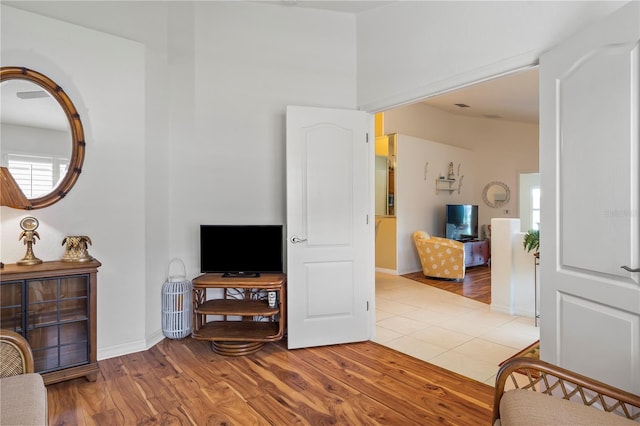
<box><xmin>367</xmin><ymin>301</ymin><xmax>370</xmax><ymax>311</ymax></box>
<box><xmin>366</xmin><ymin>214</ymin><xmax>369</xmax><ymax>224</ymax></box>
<box><xmin>366</xmin><ymin>133</ymin><xmax>369</xmax><ymax>143</ymax></box>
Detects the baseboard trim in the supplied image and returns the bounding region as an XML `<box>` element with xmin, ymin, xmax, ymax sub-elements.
<box><xmin>98</xmin><ymin>329</ymin><xmax>167</xmax><ymax>360</ymax></box>
<box><xmin>490</xmin><ymin>304</ymin><xmax>513</xmax><ymax>315</ymax></box>
<box><xmin>98</xmin><ymin>339</ymin><xmax>148</xmax><ymax>360</ymax></box>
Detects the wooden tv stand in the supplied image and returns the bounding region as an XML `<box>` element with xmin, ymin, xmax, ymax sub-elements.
<box><xmin>191</xmin><ymin>273</ymin><xmax>286</xmax><ymax>356</ymax></box>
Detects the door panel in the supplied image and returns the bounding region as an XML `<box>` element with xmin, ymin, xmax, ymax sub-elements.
<box><xmin>559</xmin><ymin>41</ymin><xmax>638</xmax><ymax>277</ymax></box>
<box><xmin>539</xmin><ymin>1</ymin><xmax>640</xmax><ymax>394</ymax></box>
<box><xmin>286</xmin><ymin>105</ymin><xmax>373</xmax><ymax>349</ymax></box>
<box><xmin>558</xmin><ymin>293</ymin><xmax>639</xmax><ymax>391</ymax></box>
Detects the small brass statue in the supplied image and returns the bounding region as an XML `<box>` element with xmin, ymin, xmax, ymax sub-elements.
<box><xmin>61</xmin><ymin>235</ymin><xmax>93</xmax><ymax>262</ymax></box>
<box><xmin>17</xmin><ymin>216</ymin><xmax>42</xmax><ymax>266</ymax></box>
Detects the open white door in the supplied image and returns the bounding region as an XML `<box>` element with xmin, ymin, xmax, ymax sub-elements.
<box><xmin>286</xmin><ymin>105</ymin><xmax>373</xmax><ymax>349</ymax></box>
<box><xmin>539</xmin><ymin>1</ymin><xmax>639</xmax><ymax>394</ymax></box>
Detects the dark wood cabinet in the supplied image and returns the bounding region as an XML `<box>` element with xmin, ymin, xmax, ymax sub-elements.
<box><xmin>463</xmin><ymin>240</ymin><xmax>489</xmax><ymax>267</ymax></box>
<box><xmin>192</xmin><ymin>273</ymin><xmax>286</xmax><ymax>356</ymax></box>
<box><xmin>0</xmin><ymin>260</ymin><xmax>100</xmax><ymax>385</ymax></box>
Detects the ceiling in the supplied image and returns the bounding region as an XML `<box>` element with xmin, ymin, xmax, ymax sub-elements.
<box><xmin>419</xmin><ymin>68</ymin><xmax>539</xmax><ymax>124</ymax></box>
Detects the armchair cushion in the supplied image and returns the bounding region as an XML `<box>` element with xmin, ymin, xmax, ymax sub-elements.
<box><xmin>0</xmin><ymin>329</ymin><xmax>48</xmax><ymax>425</ymax></box>
<box><xmin>499</xmin><ymin>388</ymin><xmax>637</xmax><ymax>425</ymax></box>
<box><xmin>0</xmin><ymin>373</ymin><xmax>48</xmax><ymax>425</ymax></box>
<box><xmin>412</xmin><ymin>231</ymin><xmax>465</xmax><ymax>280</ymax></box>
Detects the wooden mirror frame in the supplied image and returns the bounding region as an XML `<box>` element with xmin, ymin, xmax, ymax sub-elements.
<box><xmin>0</xmin><ymin>67</ymin><xmax>85</xmax><ymax>210</ymax></box>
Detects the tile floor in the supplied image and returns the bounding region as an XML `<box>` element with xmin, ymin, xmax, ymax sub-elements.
<box><xmin>374</xmin><ymin>272</ymin><xmax>539</xmax><ymax>386</ymax></box>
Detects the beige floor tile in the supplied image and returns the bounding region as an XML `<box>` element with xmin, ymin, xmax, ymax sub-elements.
<box><xmin>437</xmin><ymin>316</ymin><xmax>495</xmax><ymax>336</ymax></box>
<box><xmin>376</xmin><ymin>309</ymin><xmax>396</xmax><ymax>321</ymax></box>
<box><xmin>429</xmin><ymin>350</ymin><xmax>501</xmax><ymax>383</ymax></box>
<box><xmin>454</xmin><ymin>309</ymin><xmax>515</xmax><ymax>328</ymax></box>
<box><xmin>376</xmin><ymin>298</ymin><xmax>420</xmax><ymax>316</ymax></box>
<box><xmin>373</xmin><ymin>325</ymin><xmax>403</xmax><ymax>343</ymax></box>
<box><xmin>451</xmin><ymin>338</ymin><xmax>519</xmax><ymax>365</ymax></box>
<box><xmin>377</xmin><ymin>315</ymin><xmax>429</xmax><ymax>335</ymax></box>
<box><xmin>484</xmin><ymin>374</ymin><xmax>497</xmax><ymax>386</ymax></box>
<box><xmin>382</xmin><ymin>335</ymin><xmax>449</xmax><ymax>362</ymax></box>
<box><xmin>401</xmin><ymin>308</ymin><xmax>458</xmax><ymax>325</ymax></box>
<box><xmin>409</xmin><ymin>325</ymin><xmax>474</xmax><ymax>350</ymax></box>
<box><xmin>481</xmin><ymin>321</ymin><xmax>539</xmax><ymax>350</ymax></box>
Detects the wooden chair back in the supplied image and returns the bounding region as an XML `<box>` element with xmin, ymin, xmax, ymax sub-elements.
<box><xmin>0</xmin><ymin>329</ymin><xmax>35</xmax><ymax>377</ymax></box>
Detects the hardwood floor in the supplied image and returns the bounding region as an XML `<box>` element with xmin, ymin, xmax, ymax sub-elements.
<box><xmin>402</xmin><ymin>266</ymin><xmax>492</xmax><ymax>304</ymax></box>
<box><xmin>47</xmin><ymin>338</ymin><xmax>494</xmax><ymax>425</ymax></box>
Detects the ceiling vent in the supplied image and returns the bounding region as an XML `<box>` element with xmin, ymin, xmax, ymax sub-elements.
<box><xmin>16</xmin><ymin>90</ymin><xmax>49</xmax><ymax>100</ymax></box>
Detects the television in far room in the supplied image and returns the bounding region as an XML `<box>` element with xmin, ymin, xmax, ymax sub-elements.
<box><xmin>200</xmin><ymin>225</ymin><xmax>283</xmax><ymax>276</ymax></box>
<box><xmin>445</xmin><ymin>204</ymin><xmax>479</xmax><ymax>241</ymax></box>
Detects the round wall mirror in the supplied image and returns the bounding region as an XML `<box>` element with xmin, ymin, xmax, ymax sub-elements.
<box><xmin>482</xmin><ymin>181</ymin><xmax>510</xmax><ymax>208</ymax></box>
<box><xmin>0</xmin><ymin>67</ymin><xmax>85</xmax><ymax>209</ymax></box>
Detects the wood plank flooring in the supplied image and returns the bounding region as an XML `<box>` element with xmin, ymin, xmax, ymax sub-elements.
<box><xmin>402</xmin><ymin>266</ymin><xmax>492</xmax><ymax>304</ymax></box>
<box><xmin>46</xmin><ymin>338</ymin><xmax>494</xmax><ymax>425</ymax></box>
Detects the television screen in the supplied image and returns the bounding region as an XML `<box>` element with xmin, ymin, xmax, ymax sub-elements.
<box><xmin>445</xmin><ymin>204</ymin><xmax>478</xmax><ymax>241</ymax></box>
<box><xmin>200</xmin><ymin>225</ymin><xmax>283</xmax><ymax>276</ymax></box>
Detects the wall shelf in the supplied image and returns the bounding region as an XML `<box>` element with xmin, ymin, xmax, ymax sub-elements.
<box><xmin>436</xmin><ymin>178</ymin><xmax>460</xmax><ymax>194</ymax></box>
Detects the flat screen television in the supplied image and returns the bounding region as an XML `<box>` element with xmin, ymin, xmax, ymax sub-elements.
<box><xmin>200</xmin><ymin>225</ymin><xmax>283</xmax><ymax>276</ymax></box>
<box><xmin>445</xmin><ymin>204</ymin><xmax>479</xmax><ymax>241</ymax></box>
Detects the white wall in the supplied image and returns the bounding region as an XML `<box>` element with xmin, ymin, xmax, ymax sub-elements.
<box><xmin>0</xmin><ymin>5</ymin><xmax>147</xmax><ymax>356</ymax></box>
<box><xmin>384</xmin><ymin>102</ymin><xmax>538</xmax><ymax>232</ymax></box>
<box><xmin>1</xmin><ymin>124</ymin><xmax>70</xmax><ymax>159</ymax></box>
<box><xmin>171</xmin><ymin>2</ymin><xmax>357</xmax><ymax>275</ymax></box>
<box><xmin>395</xmin><ymin>134</ymin><xmax>475</xmax><ymax>274</ymax></box>
<box><xmin>491</xmin><ymin>218</ymin><xmax>536</xmax><ymax>318</ymax></box>
<box><xmin>357</xmin><ymin>1</ymin><xmax>626</xmax><ymax>111</ymax></box>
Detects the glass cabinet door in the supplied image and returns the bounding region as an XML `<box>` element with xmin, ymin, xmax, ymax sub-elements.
<box><xmin>0</xmin><ymin>281</ymin><xmax>24</xmax><ymax>332</ymax></box>
<box><xmin>27</xmin><ymin>275</ymin><xmax>90</xmax><ymax>373</ymax></box>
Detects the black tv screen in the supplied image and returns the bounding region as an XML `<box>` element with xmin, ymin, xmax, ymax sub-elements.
<box><xmin>445</xmin><ymin>204</ymin><xmax>479</xmax><ymax>241</ymax></box>
<box><xmin>200</xmin><ymin>225</ymin><xmax>283</xmax><ymax>276</ymax></box>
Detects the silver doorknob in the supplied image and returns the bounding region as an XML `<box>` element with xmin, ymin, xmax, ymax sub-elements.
<box><xmin>621</xmin><ymin>266</ymin><xmax>640</xmax><ymax>272</ymax></box>
<box><xmin>290</xmin><ymin>236</ymin><xmax>307</xmax><ymax>244</ymax></box>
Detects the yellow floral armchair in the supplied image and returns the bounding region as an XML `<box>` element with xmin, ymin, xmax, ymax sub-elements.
<box><xmin>412</xmin><ymin>231</ymin><xmax>465</xmax><ymax>280</ymax></box>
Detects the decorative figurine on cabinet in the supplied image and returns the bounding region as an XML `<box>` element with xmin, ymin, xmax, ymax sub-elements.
<box><xmin>17</xmin><ymin>216</ymin><xmax>42</xmax><ymax>265</ymax></box>
<box><xmin>61</xmin><ymin>235</ymin><xmax>94</xmax><ymax>262</ymax></box>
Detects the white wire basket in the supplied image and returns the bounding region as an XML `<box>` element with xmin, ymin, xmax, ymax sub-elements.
<box><xmin>162</xmin><ymin>258</ymin><xmax>192</xmax><ymax>339</ymax></box>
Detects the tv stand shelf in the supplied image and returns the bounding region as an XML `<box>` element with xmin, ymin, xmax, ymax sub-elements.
<box><xmin>191</xmin><ymin>273</ymin><xmax>286</xmax><ymax>356</ymax></box>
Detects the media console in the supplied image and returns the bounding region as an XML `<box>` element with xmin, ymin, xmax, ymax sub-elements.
<box><xmin>191</xmin><ymin>273</ymin><xmax>286</xmax><ymax>356</ymax></box>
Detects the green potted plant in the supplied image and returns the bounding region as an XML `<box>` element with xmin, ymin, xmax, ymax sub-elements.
<box><xmin>523</xmin><ymin>229</ymin><xmax>539</xmax><ymax>255</ymax></box>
